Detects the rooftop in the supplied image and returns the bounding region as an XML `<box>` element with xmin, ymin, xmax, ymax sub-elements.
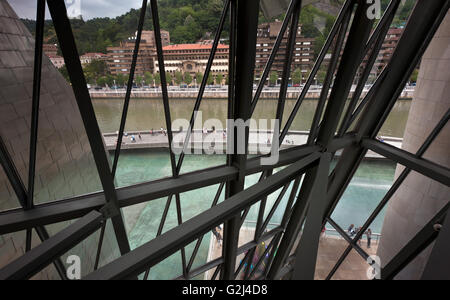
<box><xmin>163</xmin><ymin>43</ymin><xmax>229</xmax><ymax>51</ymax></box>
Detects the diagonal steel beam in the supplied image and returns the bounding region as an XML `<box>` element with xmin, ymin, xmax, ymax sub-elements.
<box><xmin>111</xmin><ymin>0</ymin><xmax>148</xmax><ymax>178</ymax></box>
<box><xmin>0</xmin><ymin>211</ymin><xmax>103</xmax><ymax>280</ymax></box>
<box><xmin>362</xmin><ymin>139</ymin><xmax>450</xmax><ymax>187</ymax></box>
<box><xmin>176</xmin><ymin>0</ymin><xmax>230</xmax><ymax>175</ymax></box>
<box><xmin>324</xmin><ymin>0</ymin><xmax>450</xmax><ymax>228</ymax></box>
<box><xmin>250</xmin><ymin>0</ymin><xmax>298</xmax><ymax>115</ymax></box>
<box><xmin>381</xmin><ymin>202</ymin><xmax>450</xmax><ymax>280</ymax></box>
<box><xmin>291</xmin><ymin>153</ymin><xmax>331</xmax><ymax>280</ymax></box>
<box><xmin>85</xmin><ymin>153</ymin><xmax>319</xmax><ymax>280</ymax></box>
<box><xmin>421</xmin><ymin>213</ymin><xmax>450</xmax><ymax>280</ymax></box>
<box><xmin>46</xmin><ymin>0</ymin><xmax>131</xmax><ymax>256</ymax></box>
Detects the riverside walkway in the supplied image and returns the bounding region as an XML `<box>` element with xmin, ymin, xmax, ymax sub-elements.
<box><xmin>103</xmin><ymin>130</ymin><xmax>403</xmax><ymax>159</ymax></box>
<box><xmin>90</xmin><ymin>86</ymin><xmax>415</xmax><ymax>100</ymax></box>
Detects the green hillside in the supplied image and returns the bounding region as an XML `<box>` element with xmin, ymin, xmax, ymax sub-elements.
<box><xmin>21</xmin><ymin>0</ymin><xmax>414</xmax><ymax>56</ymax></box>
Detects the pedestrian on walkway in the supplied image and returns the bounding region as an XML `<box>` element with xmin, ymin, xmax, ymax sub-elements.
<box><xmin>348</xmin><ymin>224</ymin><xmax>355</xmax><ymax>237</ymax></box>
<box><xmin>366</xmin><ymin>229</ymin><xmax>372</xmax><ymax>249</ymax></box>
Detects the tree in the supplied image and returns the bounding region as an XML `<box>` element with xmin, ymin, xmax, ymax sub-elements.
<box><xmin>105</xmin><ymin>74</ymin><xmax>114</xmax><ymax>87</ymax></box>
<box><xmin>196</xmin><ymin>72</ymin><xmax>204</xmax><ymax>85</ymax></box>
<box><xmin>269</xmin><ymin>71</ymin><xmax>278</xmax><ymax>86</ymax></box>
<box><xmin>154</xmin><ymin>73</ymin><xmax>161</xmax><ymax>86</ymax></box>
<box><xmin>292</xmin><ymin>69</ymin><xmax>303</xmax><ymax>85</ymax></box>
<box><xmin>97</xmin><ymin>76</ymin><xmax>108</xmax><ymax>87</ymax></box>
<box><xmin>216</xmin><ymin>73</ymin><xmax>224</xmax><ymax>86</ymax></box>
<box><xmin>410</xmin><ymin>69</ymin><xmax>419</xmax><ymax>83</ymax></box>
<box><xmin>135</xmin><ymin>75</ymin><xmax>143</xmax><ymax>87</ymax></box>
<box><xmin>207</xmin><ymin>73</ymin><xmax>214</xmax><ymax>85</ymax></box>
<box><xmin>184</xmin><ymin>72</ymin><xmax>193</xmax><ymax>85</ymax></box>
<box><xmin>175</xmin><ymin>71</ymin><xmax>183</xmax><ymax>85</ymax></box>
<box><xmin>165</xmin><ymin>72</ymin><xmax>173</xmax><ymax>85</ymax></box>
<box><xmin>316</xmin><ymin>70</ymin><xmax>327</xmax><ymax>85</ymax></box>
<box><xmin>115</xmin><ymin>73</ymin><xmax>128</xmax><ymax>86</ymax></box>
<box><xmin>144</xmin><ymin>71</ymin><xmax>153</xmax><ymax>86</ymax></box>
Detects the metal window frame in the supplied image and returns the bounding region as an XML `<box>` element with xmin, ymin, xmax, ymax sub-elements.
<box><xmin>0</xmin><ymin>0</ymin><xmax>448</xmax><ymax>280</ymax></box>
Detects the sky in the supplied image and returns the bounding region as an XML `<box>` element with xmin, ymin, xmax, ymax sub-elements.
<box><xmin>8</xmin><ymin>0</ymin><xmax>143</xmax><ymax>20</ymax></box>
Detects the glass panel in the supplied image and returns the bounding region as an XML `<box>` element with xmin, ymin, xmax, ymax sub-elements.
<box><xmin>331</xmin><ymin>158</ymin><xmax>396</xmax><ymax>237</ymax></box>
<box><xmin>0</xmin><ymin>164</ymin><xmax>21</xmax><ymax>212</ymax></box>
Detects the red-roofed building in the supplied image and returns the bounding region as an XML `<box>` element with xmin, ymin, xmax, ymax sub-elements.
<box><xmin>48</xmin><ymin>55</ymin><xmax>65</xmax><ymax>69</ymax></box>
<box><xmin>155</xmin><ymin>43</ymin><xmax>229</xmax><ymax>83</ymax></box>
<box><xmin>80</xmin><ymin>53</ymin><xmax>107</xmax><ymax>65</ymax></box>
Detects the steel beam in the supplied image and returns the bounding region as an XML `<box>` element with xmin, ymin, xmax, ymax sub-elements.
<box><xmin>362</xmin><ymin>139</ymin><xmax>450</xmax><ymax>187</ymax></box>
<box><xmin>381</xmin><ymin>202</ymin><xmax>450</xmax><ymax>280</ymax></box>
<box><xmin>46</xmin><ymin>0</ymin><xmax>131</xmax><ymax>256</ymax></box>
<box><xmin>111</xmin><ymin>0</ymin><xmax>148</xmax><ymax>177</ymax></box>
<box><xmin>421</xmin><ymin>213</ymin><xmax>450</xmax><ymax>280</ymax></box>
<box><xmin>291</xmin><ymin>153</ymin><xmax>330</xmax><ymax>280</ymax></box>
<box><xmin>221</xmin><ymin>0</ymin><xmax>259</xmax><ymax>280</ymax></box>
<box><xmin>85</xmin><ymin>153</ymin><xmax>319</xmax><ymax>280</ymax></box>
<box><xmin>27</xmin><ymin>0</ymin><xmax>46</xmax><ymax>210</ymax></box>
<box><xmin>0</xmin><ymin>211</ymin><xmax>103</xmax><ymax>280</ymax></box>
<box><xmin>324</xmin><ymin>0</ymin><xmax>450</xmax><ymax>226</ymax></box>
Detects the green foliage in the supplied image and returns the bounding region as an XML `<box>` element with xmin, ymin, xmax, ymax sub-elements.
<box><xmin>410</xmin><ymin>69</ymin><xmax>419</xmax><ymax>83</ymax></box>
<box><xmin>166</xmin><ymin>72</ymin><xmax>173</xmax><ymax>85</ymax></box>
<box><xmin>144</xmin><ymin>71</ymin><xmax>154</xmax><ymax>85</ymax></box>
<box><xmin>317</xmin><ymin>70</ymin><xmax>327</xmax><ymax>84</ymax></box>
<box><xmin>184</xmin><ymin>72</ymin><xmax>193</xmax><ymax>85</ymax></box>
<box><xmin>135</xmin><ymin>74</ymin><xmax>143</xmax><ymax>86</ymax></box>
<box><xmin>175</xmin><ymin>71</ymin><xmax>184</xmax><ymax>85</ymax></box>
<box><xmin>25</xmin><ymin>0</ymin><xmax>413</xmax><ymax>60</ymax></box>
<box><xmin>154</xmin><ymin>73</ymin><xmax>161</xmax><ymax>86</ymax></box>
<box><xmin>196</xmin><ymin>72</ymin><xmax>204</xmax><ymax>84</ymax></box>
<box><xmin>216</xmin><ymin>73</ymin><xmax>224</xmax><ymax>85</ymax></box>
<box><xmin>292</xmin><ymin>69</ymin><xmax>303</xmax><ymax>85</ymax></box>
<box><xmin>115</xmin><ymin>73</ymin><xmax>128</xmax><ymax>86</ymax></box>
<box><xmin>269</xmin><ymin>71</ymin><xmax>278</xmax><ymax>86</ymax></box>
<box><xmin>207</xmin><ymin>73</ymin><xmax>214</xmax><ymax>85</ymax></box>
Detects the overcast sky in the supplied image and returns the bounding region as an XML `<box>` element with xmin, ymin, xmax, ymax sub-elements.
<box><xmin>8</xmin><ymin>0</ymin><xmax>143</xmax><ymax>20</ymax></box>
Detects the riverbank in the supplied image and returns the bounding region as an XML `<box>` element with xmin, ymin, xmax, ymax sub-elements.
<box><xmin>90</xmin><ymin>87</ymin><xmax>415</xmax><ymax>100</ymax></box>
<box><xmin>103</xmin><ymin>129</ymin><xmax>403</xmax><ymax>159</ymax></box>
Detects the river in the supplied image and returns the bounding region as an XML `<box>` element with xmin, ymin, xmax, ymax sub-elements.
<box><xmin>92</xmin><ymin>99</ymin><xmax>412</xmax><ymax>138</ymax></box>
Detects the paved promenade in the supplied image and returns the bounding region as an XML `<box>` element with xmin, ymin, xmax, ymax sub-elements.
<box><xmin>103</xmin><ymin>130</ymin><xmax>403</xmax><ymax>158</ymax></box>
<box><xmin>204</xmin><ymin>227</ymin><xmax>379</xmax><ymax>280</ymax></box>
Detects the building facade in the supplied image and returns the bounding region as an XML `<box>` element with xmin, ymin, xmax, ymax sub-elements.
<box><xmin>80</xmin><ymin>52</ymin><xmax>107</xmax><ymax>65</ymax></box>
<box><xmin>43</xmin><ymin>43</ymin><xmax>58</xmax><ymax>56</ymax></box>
<box><xmin>106</xmin><ymin>30</ymin><xmax>170</xmax><ymax>76</ymax></box>
<box><xmin>255</xmin><ymin>21</ymin><xmax>315</xmax><ymax>82</ymax></box>
<box><xmin>155</xmin><ymin>43</ymin><xmax>229</xmax><ymax>83</ymax></box>
<box><xmin>359</xmin><ymin>27</ymin><xmax>404</xmax><ymax>81</ymax></box>
<box><xmin>47</xmin><ymin>54</ymin><xmax>65</xmax><ymax>69</ymax></box>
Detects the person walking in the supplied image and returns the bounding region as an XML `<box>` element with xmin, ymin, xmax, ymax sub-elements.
<box><xmin>356</xmin><ymin>227</ymin><xmax>362</xmax><ymax>245</ymax></box>
<box><xmin>212</xmin><ymin>226</ymin><xmax>222</xmax><ymax>246</ymax></box>
<box><xmin>347</xmin><ymin>224</ymin><xmax>355</xmax><ymax>237</ymax></box>
<box><xmin>366</xmin><ymin>229</ymin><xmax>372</xmax><ymax>249</ymax></box>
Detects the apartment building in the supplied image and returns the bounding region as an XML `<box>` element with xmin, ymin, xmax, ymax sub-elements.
<box><xmin>255</xmin><ymin>21</ymin><xmax>315</xmax><ymax>82</ymax></box>
<box><xmin>106</xmin><ymin>30</ymin><xmax>170</xmax><ymax>76</ymax></box>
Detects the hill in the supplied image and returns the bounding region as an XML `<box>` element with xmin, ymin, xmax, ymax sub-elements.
<box><xmin>21</xmin><ymin>0</ymin><xmax>414</xmax><ymax>56</ymax></box>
